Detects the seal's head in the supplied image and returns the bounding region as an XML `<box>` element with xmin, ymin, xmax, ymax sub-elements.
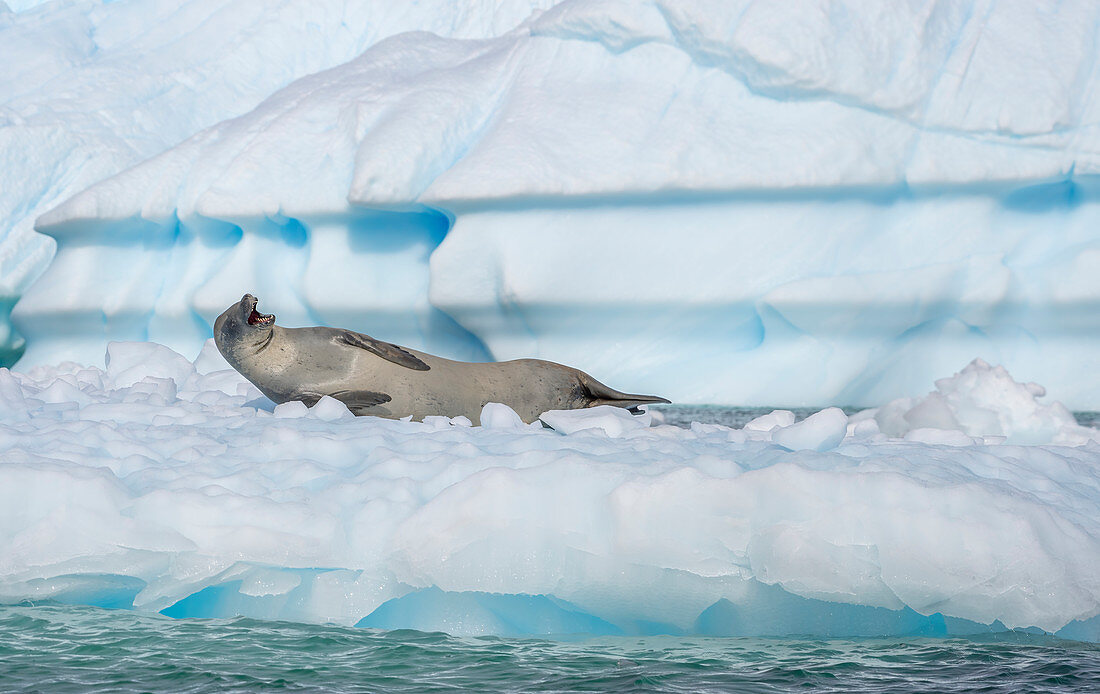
<box><xmin>214</xmin><ymin>294</ymin><xmax>275</xmax><ymax>364</ymax></box>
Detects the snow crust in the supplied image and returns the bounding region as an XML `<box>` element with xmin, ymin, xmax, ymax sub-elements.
<box><xmin>1</xmin><ymin>343</ymin><xmax>1098</xmax><ymax>639</ymax></box>
<box><xmin>9</xmin><ymin>0</ymin><xmax>1100</xmax><ymax>408</ymax></box>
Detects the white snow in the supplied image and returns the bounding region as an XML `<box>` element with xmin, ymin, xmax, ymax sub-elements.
<box><xmin>0</xmin><ymin>342</ymin><xmax>1097</xmax><ymax>639</ymax></box>
<box><xmin>0</xmin><ymin>0</ymin><xmax>1094</xmax><ymax>409</ymax></box>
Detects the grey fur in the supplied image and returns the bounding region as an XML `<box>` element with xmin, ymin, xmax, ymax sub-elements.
<box><xmin>214</xmin><ymin>294</ymin><xmax>671</xmax><ymax>424</ymax></box>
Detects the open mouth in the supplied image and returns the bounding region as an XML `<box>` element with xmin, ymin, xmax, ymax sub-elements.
<box><xmin>246</xmin><ymin>298</ymin><xmax>275</xmax><ymax>327</ymax></box>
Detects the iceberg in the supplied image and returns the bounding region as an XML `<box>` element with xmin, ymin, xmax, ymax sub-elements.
<box><xmin>0</xmin><ymin>0</ymin><xmax>555</xmax><ymax>366</ymax></box>
<box><xmin>8</xmin><ymin>0</ymin><xmax>1100</xmax><ymax>408</ymax></box>
<box><xmin>3</xmin><ymin>0</ymin><xmax>1099</xmax><ymax>640</ymax></box>
<box><xmin>0</xmin><ymin>343</ymin><xmax>1097</xmax><ymax>639</ymax></box>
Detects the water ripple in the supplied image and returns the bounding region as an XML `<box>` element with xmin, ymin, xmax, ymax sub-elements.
<box><xmin>1</xmin><ymin>604</ymin><xmax>1098</xmax><ymax>693</ymax></box>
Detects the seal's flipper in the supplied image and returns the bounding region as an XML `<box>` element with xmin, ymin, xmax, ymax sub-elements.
<box><xmin>329</xmin><ymin>389</ymin><xmax>392</xmax><ymax>414</ymax></box>
<box><xmin>294</xmin><ymin>389</ymin><xmax>392</xmax><ymax>413</ymax></box>
<box><xmin>335</xmin><ymin>330</ymin><xmax>430</xmax><ymax>371</ymax></box>
<box><xmin>579</xmin><ymin>373</ymin><xmax>671</xmax><ymax>409</ymax></box>
<box><xmin>294</xmin><ymin>391</ymin><xmax>325</xmax><ymax>407</ymax></box>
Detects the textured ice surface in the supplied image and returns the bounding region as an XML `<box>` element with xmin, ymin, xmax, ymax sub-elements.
<box><xmin>10</xmin><ymin>0</ymin><xmax>1100</xmax><ymax>408</ymax></box>
<box><xmin>1</xmin><ymin>343</ymin><xmax>1097</xmax><ymax>639</ymax></box>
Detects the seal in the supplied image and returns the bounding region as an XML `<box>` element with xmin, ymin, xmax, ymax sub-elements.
<box><xmin>214</xmin><ymin>294</ymin><xmax>671</xmax><ymax>424</ymax></box>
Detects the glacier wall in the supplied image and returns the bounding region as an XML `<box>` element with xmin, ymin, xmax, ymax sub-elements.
<box><xmin>10</xmin><ymin>0</ymin><xmax>1100</xmax><ymax>406</ymax></box>
<box><xmin>432</xmin><ymin>189</ymin><xmax>1100</xmax><ymax>408</ymax></box>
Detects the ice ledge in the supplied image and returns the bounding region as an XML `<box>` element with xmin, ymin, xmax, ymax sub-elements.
<box><xmin>14</xmin><ymin>578</ymin><xmax>1093</xmax><ymax>642</ymax></box>
<box><xmin>1</xmin><ymin>345</ymin><xmax>1097</xmax><ymax>639</ymax></box>
<box><xmin>32</xmin><ymin>1</ymin><xmax>1100</xmax><ymax>229</ymax></box>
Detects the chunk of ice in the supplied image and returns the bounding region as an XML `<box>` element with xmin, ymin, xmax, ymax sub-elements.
<box><xmin>772</xmin><ymin>408</ymin><xmax>848</xmax><ymax>452</ymax></box>
<box><xmin>540</xmin><ymin>405</ymin><xmax>651</xmax><ymax>437</ymax></box>
<box><xmin>480</xmin><ymin>402</ymin><xmax>524</xmax><ymax>429</ymax></box>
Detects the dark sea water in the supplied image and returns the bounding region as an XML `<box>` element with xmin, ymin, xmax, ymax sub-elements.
<box><xmin>652</xmin><ymin>405</ymin><xmax>855</xmax><ymax>429</ymax></box>
<box><xmin>3</xmin><ymin>604</ymin><xmax>1099</xmax><ymax>693</ymax></box>
<box><xmin>651</xmin><ymin>404</ymin><xmax>1100</xmax><ymax>430</ymax></box>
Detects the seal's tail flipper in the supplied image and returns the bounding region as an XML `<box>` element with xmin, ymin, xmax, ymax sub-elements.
<box><xmin>580</xmin><ymin>373</ymin><xmax>671</xmax><ymax>409</ymax></box>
